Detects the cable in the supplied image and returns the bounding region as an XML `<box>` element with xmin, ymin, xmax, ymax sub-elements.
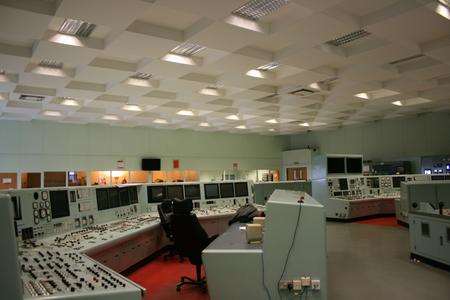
<box><xmin>277</xmin><ymin>203</ymin><xmax>302</xmax><ymax>299</ymax></box>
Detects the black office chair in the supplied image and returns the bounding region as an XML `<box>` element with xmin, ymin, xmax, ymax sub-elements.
<box><xmin>157</xmin><ymin>200</ymin><xmax>182</xmax><ymax>261</ymax></box>
<box><xmin>171</xmin><ymin>198</ymin><xmax>217</xmax><ymax>292</ymax></box>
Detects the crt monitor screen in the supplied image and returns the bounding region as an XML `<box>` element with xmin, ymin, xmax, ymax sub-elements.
<box><xmin>96</xmin><ymin>188</ymin><xmax>109</xmax><ymax>211</ymax></box>
<box><xmin>129</xmin><ymin>186</ymin><xmax>138</xmax><ymax>204</ymax></box>
<box><xmin>338</xmin><ymin>178</ymin><xmax>348</xmax><ymax>191</ymax></box>
<box><xmin>328</xmin><ymin>157</ymin><xmax>345</xmax><ymax>174</ymax></box>
<box><xmin>167</xmin><ymin>185</ymin><xmax>184</xmax><ymax>200</ymax></box>
<box><xmin>50</xmin><ymin>190</ymin><xmax>70</xmax><ymax>219</ymax></box>
<box><xmin>142</xmin><ymin>158</ymin><xmax>161</xmax><ymax>171</ymax></box>
<box><xmin>204</xmin><ymin>184</ymin><xmax>220</xmax><ymax>199</ymax></box>
<box><xmin>108</xmin><ymin>188</ymin><xmax>120</xmax><ymax>208</ymax></box>
<box><xmin>184</xmin><ymin>184</ymin><xmax>200</xmax><ymax>200</ymax></box>
<box><xmin>392</xmin><ymin>176</ymin><xmax>405</xmax><ymax>188</ymax></box>
<box><xmin>220</xmin><ymin>183</ymin><xmax>234</xmax><ymax>198</ymax></box>
<box><xmin>346</xmin><ymin>157</ymin><xmax>362</xmax><ymax>173</ymax></box>
<box><xmin>147</xmin><ymin>186</ymin><xmax>166</xmax><ymax>203</ymax></box>
<box><xmin>234</xmin><ymin>182</ymin><xmax>249</xmax><ymax>197</ymax></box>
<box><xmin>119</xmin><ymin>188</ymin><xmax>130</xmax><ymax>206</ymax></box>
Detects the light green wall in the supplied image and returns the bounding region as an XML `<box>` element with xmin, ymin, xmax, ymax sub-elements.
<box><xmin>288</xmin><ymin>111</ymin><xmax>450</xmax><ymax>166</ymax></box>
<box><xmin>0</xmin><ymin>120</ymin><xmax>287</xmax><ymax>172</ymax></box>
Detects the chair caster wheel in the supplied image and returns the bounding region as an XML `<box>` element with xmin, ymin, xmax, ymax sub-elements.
<box><xmin>176</xmin><ymin>286</ymin><xmax>181</xmax><ymax>292</ymax></box>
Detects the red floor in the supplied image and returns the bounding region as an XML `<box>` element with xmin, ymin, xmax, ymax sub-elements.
<box><xmin>355</xmin><ymin>216</ymin><xmax>400</xmax><ymax>227</ymax></box>
<box><xmin>126</xmin><ymin>256</ymin><xmax>210</xmax><ymax>300</ymax></box>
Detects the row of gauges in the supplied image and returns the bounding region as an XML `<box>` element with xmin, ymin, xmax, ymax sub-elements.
<box><xmin>32</xmin><ymin>191</ymin><xmax>51</xmax><ymax>225</ymax></box>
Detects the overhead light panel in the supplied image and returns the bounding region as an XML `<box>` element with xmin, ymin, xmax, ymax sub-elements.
<box><xmin>102</xmin><ymin>114</ymin><xmax>119</xmax><ymax>121</ymax></box>
<box><xmin>257</xmin><ymin>62</ymin><xmax>279</xmax><ymax>71</ymax></box>
<box><xmin>232</xmin><ymin>0</ymin><xmax>289</xmax><ymax>21</ymax></box>
<box><xmin>177</xmin><ymin>110</ymin><xmax>194</xmax><ymax>116</ymax></box>
<box><xmin>199</xmin><ymin>87</ymin><xmax>221</xmax><ymax>96</ymax></box>
<box><xmin>269</xmin><ymin>128</ymin><xmax>275</xmax><ymax>132</ymax></box>
<box><xmin>392</xmin><ymin>101</ymin><xmax>403</xmax><ymax>106</ymax></box>
<box><xmin>61</xmin><ymin>97</ymin><xmax>79</xmax><ymax>106</ymax></box>
<box><xmin>355</xmin><ymin>92</ymin><xmax>370</xmax><ymax>100</ymax></box>
<box><xmin>153</xmin><ymin>118</ymin><xmax>168</xmax><ymax>124</ymax></box>
<box><xmin>170</xmin><ymin>42</ymin><xmax>206</xmax><ymax>57</ymax></box>
<box><xmin>43</xmin><ymin>110</ymin><xmax>62</xmax><ymax>117</ymax></box>
<box><xmin>122</xmin><ymin>104</ymin><xmax>142</xmax><ymax>112</ymax></box>
<box><xmin>299</xmin><ymin>122</ymin><xmax>310</xmax><ymax>127</ymax></box>
<box><xmin>226</xmin><ymin>114</ymin><xmax>240</xmax><ymax>120</ymax></box>
<box><xmin>39</xmin><ymin>59</ymin><xmax>63</xmax><ymax>69</ymax></box>
<box><xmin>199</xmin><ymin>122</ymin><xmax>210</xmax><ymax>127</ymax></box>
<box><xmin>326</xmin><ymin>29</ymin><xmax>370</xmax><ymax>47</ymax></box>
<box><xmin>59</xmin><ymin>18</ymin><xmax>96</xmax><ymax>38</ymax></box>
<box><xmin>265</xmin><ymin>118</ymin><xmax>278</xmax><ymax>124</ymax></box>
<box><xmin>235</xmin><ymin>125</ymin><xmax>247</xmax><ymax>129</ymax></box>
<box><xmin>435</xmin><ymin>0</ymin><xmax>450</xmax><ymax>20</ymax></box>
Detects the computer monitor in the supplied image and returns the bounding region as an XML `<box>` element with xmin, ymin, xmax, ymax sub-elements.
<box><xmin>96</xmin><ymin>188</ymin><xmax>109</xmax><ymax>211</ymax></box>
<box><xmin>129</xmin><ymin>186</ymin><xmax>138</xmax><ymax>204</ymax></box>
<box><xmin>147</xmin><ymin>186</ymin><xmax>166</xmax><ymax>203</ymax></box>
<box><xmin>50</xmin><ymin>190</ymin><xmax>70</xmax><ymax>219</ymax></box>
<box><xmin>184</xmin><ymin>184</ymin><xmax>200</xmax><ymax>200</ymax></box>
<box><xmin>108</xmin><ymin>188</ymin><xmax>120</xmax><ymax>208</ymax></box>
<box><xmin>392</xmin><ymin>176</ymin><xmax>405</xmax><ymax>188</ymax></box>
<box><xmin>119</xmin><ymin>188</ymin><xmax>130</xmax><ymax>206</ymax></box>
<box><xmin>204</xmin><ymin>183</ymin><xmax>220</xmax><ymax>199</ymax></box>
<box><xmin>338</xmin><ymin>178</ymin><xmax>348</xmax><ymax>191</ymax></box>
<box><xmin>234</xmin><ymin>182</ymin><xmax>249</xmax><ymax>197</ymax></box>
<box><xmin>220</xmin><ymin>183</ymin><xmax>234</xmax><ymax>198</ymax></box>
<box><xmin>346</xmin><ymin>157</ymin><xmax>362</xmax><ymax>173</ymax></box>
<box><xmin>328</xmin><ymin>157</ymin><xmax>345</xmax><ymax>174</ymax></box>
<box><xmin>142</xmin><ymin>158</ymin><xmax>161</xmax><ymax>171</ymax></box>
<box><xmin>167</xmin><ymin>185</ymin><xmax>184</xmax><ymax>200</ymax></box>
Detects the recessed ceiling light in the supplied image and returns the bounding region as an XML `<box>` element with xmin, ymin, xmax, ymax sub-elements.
<box><xmin>102</xmin><ymin>114</ymin><xmax>119</xmax><ymax>121</ymax></box>
<box><xmin>355</xmin><ymin>92</ymin><xmax>370</xmax><ymax>100</ymax></box>
<box><xmin>153</xmin><ymin>118</ymin><xmax>168</xmax><ymax>124</ymax></box>
<box><xmin>269</xmin><ymin>128</ymin><xmax>275</xmax><ymax>132</ymax></box>
<box><xmin>199</xmin><ymin>122</ymin><xmax>210</xmax><ymax>127</ymax></box>
<box><xmin>161</xmin><ymin>53</ymin><xmax>196</xmax><ymax>66</ymax></box>
<box><xmin>246</xmin><ymin>69</ymin><xmax>266</xmax><ymax>78</ymax></box>
<box><xmin>235</xmin><ymin>125</ymin><xmax>247</xmax><ymax>129</ymax></box>
<box><xmin>130</xmin><ymin>72</ymin><xmax>152</xmax><ymax>80</ymax></box>
<box><xmin>257</xmin><ymin>62</ymin><xmax>279</xmax><ymax>71</ymax></box>
<box><xmin>226</xmin><ymin>114</ymin><xmax>240</xmax><ymax>120</ymax></box>
<box><xmin>170</xmin><ymin>42</ymin><xmax>206</xmax><ymax>57</ymax></box>
<box><xmin>43</xmin><ymin>110</ymin><xmax>62</xmax><ymax>117</ymax></box>
<box><xmin>232</xmin><ymin>0</ymin><xmax>289</xmax><ymax>21</ymax></box>
<box><xmin>61</xmin><ymin>98</ymin><xmax>79</xmax><ymax>106</ymax></box>
<box><xmin>392</xmin><ymin>101</ymin><xmax>403</xmax><ymax>106</ymax></box>
<box><xmin>177</xmin><ymin>110</ymin><xmax>194</xmax><ymax>116</ymax></box>
<box><xmin>199</xmin><ymin>87</ymin><xmax>220</xmax><ymax>96</ymax></box>
<box><xmin>436</xmin><ymin>0</ymin><xmax>450</xmax><ymax>19</ymax></box>
<box><xmin>39</xmin><ymin>59</ymin><xmax>63</xmax><ymax>69</ymax></box>
<box><xmin>265</xmin><ymin>118</ymin><xmax>278</xmax><ymax>124</ymax></box>
<box><xmin>309</xmin><ymin>82</ymin><xmax>320</xmax><ymax>90</ymax></box>
<box><xmin>59</xmin><ymin>18</ymin><xmax>96</xmax><ymax>38</ymax></box>
<box><xmin>326</xmin><ymin>29</ymin><xmax>371</xmax><ymax>47</ymax></box>
<box><xmin>299</xmin><ymin>122</ymin><xmax>310</xmax><ymax>127</ymax></box>
<box><xmin>122</xmin><ymin>104</ymin><xmax>142</xmax><ymax>112</ymax></box>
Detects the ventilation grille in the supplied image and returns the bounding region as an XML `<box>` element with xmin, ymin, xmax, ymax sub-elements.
<box><xmin>39</xmin><ymin>59</ymin><xmax>63</xmax><ymax>69</ymax></box>
<box><xmin>389</xmin><ymin>54</ymin><xmax>425</xmax><ymax>66</ymax></box>
<box><xmin>59</xmin><ymin>18</ymin><xmax>96</xmax><ymax>38</ymax></box>
<box><xmin>170</xmin><ymin>42</ymin><xmax>206</xmax><ymax>57</ymax></box>
<box><xmin>326</xmin><ymin>29</ymin><xmax>371</xmax><ymax>47</ymax></box>
<box><xmin>257</xmin><ymin>62</ymin><xmax>279</xmax><ymax>71</ymax></box>
<box><xmin>290</xmin><ymin>88</ymin><xmax>315</xmax><ymax>97</ymax></box>
<box><xmin>130</xmin><ymin>72</ymin><xmax>152</xmax><ymax>80</ymax></box>
<box><xmin>232</xmin><ymin>0</ymin><xmax>289</xmax><ymax>21</ymax></box>
<box><xmin>19</xmin><ymin>94</ymin><xmax>45</xmax><ymax>102</ymax></box>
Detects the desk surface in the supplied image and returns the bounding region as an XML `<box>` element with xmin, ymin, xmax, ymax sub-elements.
<box><xmin>204</xmin><ymin>223</ymin><xmax>262</xmax><ymax>252</ymax></box>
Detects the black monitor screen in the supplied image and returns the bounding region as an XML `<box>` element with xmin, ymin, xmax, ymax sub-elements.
<box><xmin>96</xmin><ymin>188</ymin><xmax>109</xmax><ymax>211</ymax></box>
<box><xmin>142</xmin><ymin>158</ymin><xmax>161</xmax><ymax>171</ymax></box>
<box><xmin>234</xmin><ymin>182</ymin><xmax>249</xmax><ymax>197</ymax></box>
<box><xmin>328</xmin><ymin>157</ymin><xmax>345</xmax><ymax>174</ymax></box>
<box><xmin>147</xmin><ymin>186</ymin><xmax>166</xmax><ymax>203</ymax></box>
<box><xmin>108</xmin><ymin>188</ymin><xmax>120</xmax><ymax>208</ymax></box>
<box><xmin>50</xmin><ymin>190</ymin><xmax>70</xmax><ymax>219</ymax></box>
<box><xmin>338</xmin><ymin>178</ymin><xmax>348</xmax><ymax>191</ymax></box>
<box><xmin>220</xmin><ymin>183</ymin><xmax>234</xmax><ymax>198</ymax></box>
<box><xmin>346</xmin><ymin>157</ymin><xmax>362</xmax><ymax>173</ymax></box>
<box><xmin>392</xmin><ymin>176</ymin><xmax>405</xmax><ymax>188</ymax></box>
<box><xmin>119</xmin><ymin>188</ymin><xmax>130</xmax><ymax>206</ymax></box>
<box><xmin>167</xmin><ymin>185</ymin><xmax>184</xmax><ymax>200</ymax></box>
<box><xmin>204</xmin><ymin>184</ymin><xmax>220</xmax><ymax>199</ymax></box>
<box><xmin>129</xmin><ymin>186</ymin><xmax>138</xmax><ymax>204</ymax></box>
<box><xmin>184</xmin><ymin>184</ymin><xmax>200</xmax><ymax>200</ymax></box>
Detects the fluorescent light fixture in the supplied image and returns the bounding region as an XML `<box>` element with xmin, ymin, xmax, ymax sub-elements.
<box><xmin>226</xmin><ymin>114</ymin><xmax>240</xmax><ymax>120</ymax></box>
<box><xmin>61</xmin><ymin>98</ymin><xmax>79</xmax><ymax>106</ymax></box>
<box><xmin>199</xmin><ymin>87</ymin><xmax>220</xmax><ymax>96</ymax></box>
<box><xmin>161</xmin><ymin>53</ymin><xmax>196</xmax><ymax>66</ymax></box>
<box><xmin>299</xmin><ymin>122</ymin><xmax>310</xmax><ymax>127</ymax></box>
<box><xmin>436</xmin><ymin>0</ymin><xmax>450</xmax><ymax>19</ymax></box>
<box><xmin>59</xmin><ymin>18</ymin><xmax>96</xmax><ymax>38</ymax></box>
<box><xmin>392</xmin><ymin>101</ymin><xmax>403</xmax><ymax>106</ymax></box>
<box><xmin>269</xmin><ymin>128</ymin><xmax>275</xmax><ymax>132</ymax></box>
<box><xmin>122</xmin><ymin>104</ymin><xmax>142</xmax><ymax>112</ymax></box>
<box><xmin>232</xmin><ymin>0</ymin><xmax>289</xmax><ymax>21</ymax></box>
<box><xmin>48</xmin><ymin>33</ymin><xmax>84</xmax><ymax>47</ymax></box>
<box><xmin>326</xmin><ymin>29</ymin><xmax>371</xmax><ymax>47</ymax></box>
<box><xmin>355</xmin><ymin>92</ymin><xmax>370</xmax><ymax>100</ymax></box>
<box><xmin>102</xmin><ymin>114</ymin><xmax>119</xmax><ymax>121</ymax></box>
<box><xmin>153</xmin><ymin>118</ymin><xmax>168</xmax><ymax>124</ymax></box>
<box><xmin>225</xmin><ymin>14</ymin><xmax>265</xmax><ymax>32</ymax></box>
<box><xmin>177</xmin><ymin>110</ymin><xmax>194</xmax><ymax>116</ymax></box>
<box><xmin>235</xmin><ymin>125</ymin><xmax>247</xmax><ymax>129</ymax></box>
<box><xmin>246</xmin><ymin>69</ymin><xmax>266</xmax><ymax>78</ymax></box>
<box><xmin>265</xmin><ymin>118</ymin><xmax>278</xmax><ymax>124</ymax></box>
<box><xmin>257</xmin><ymin>62</ymin><xmax>279</xmax><ymax>71</ymax></box>
<box><xmin>19</xmin><ymin>94</ymin><xmax>44</xmax><ymax>102</ymax></box>
<box><xmin>199</xmin><ymin>122</ymin><xmax>210</xmax><ymax>127</ymax></box>
<box><xmin>43</xmin><ymin>110</ymin><xmax>62</xmax><ymax>117</ymax></box>
<box><xmin>39</xmin><ymin>59</ymin><xmax>63</xmax><ymax>69</ymax></box>
<box><xmin>130</xmin><ymin>72</ymin><xmax>152</xmax><ymax>80</ymax></box>
<box><xmin>309</xmin><ymin>82</ymin><xmax>320</xmax><ymax>90</ymax></box>
<box><xmin>170</xmin><ymin>42</ymin><xmax>206</xmax><ymax>57</ymax></box>
<box><xmin>35</xmin><ymin>59</ymin><xmax>65</xmax><ymax>77</ymax></box>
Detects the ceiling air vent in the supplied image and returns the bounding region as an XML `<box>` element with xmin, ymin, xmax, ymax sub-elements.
<box><xmin>130</xmin><ymin>72</ymin><xmax>152</xmax><ymax>80</ymax></box>
<box><xmin>290</xmin><ymin>88</ymin><xmax>315</xmax><ymax>97</ymax></box>
<box><xmin>232</xmin><ymin>0</ymin><xmax>289</xmax><ymax>21</ymax></box>
<box><xmin>59</xmin><ymin>18</ymin><xmax>96</xmax><ymax>38</ymax></box>
<box><xmin>326</xmin><ymin>29</ymin><xmax>371</xmax><ymax>47</ymax></box>
<box><xmin>389</xmin><ymin>54</ymin><xmax>425</xmax><ymax>66</ymax></box>
<box><xmin>170</xmin><ymin>42</ymin><xmax>206</xmax><ymax>57</ymax></box>
<box><xmin>39</xmin><ymin>59</ymin><xmax>63</xmax><ymax>69</ymax></box>
<box><xmin>19</xmin><ymin>94</ymin><xmax>45</xmax><ymax>102</ymax></box>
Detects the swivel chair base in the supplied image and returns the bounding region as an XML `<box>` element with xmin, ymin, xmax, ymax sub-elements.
<box><xmin>176</xmin><ymin>264</ymin><xmax>207</xmax><ymax>292</ymax></box>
